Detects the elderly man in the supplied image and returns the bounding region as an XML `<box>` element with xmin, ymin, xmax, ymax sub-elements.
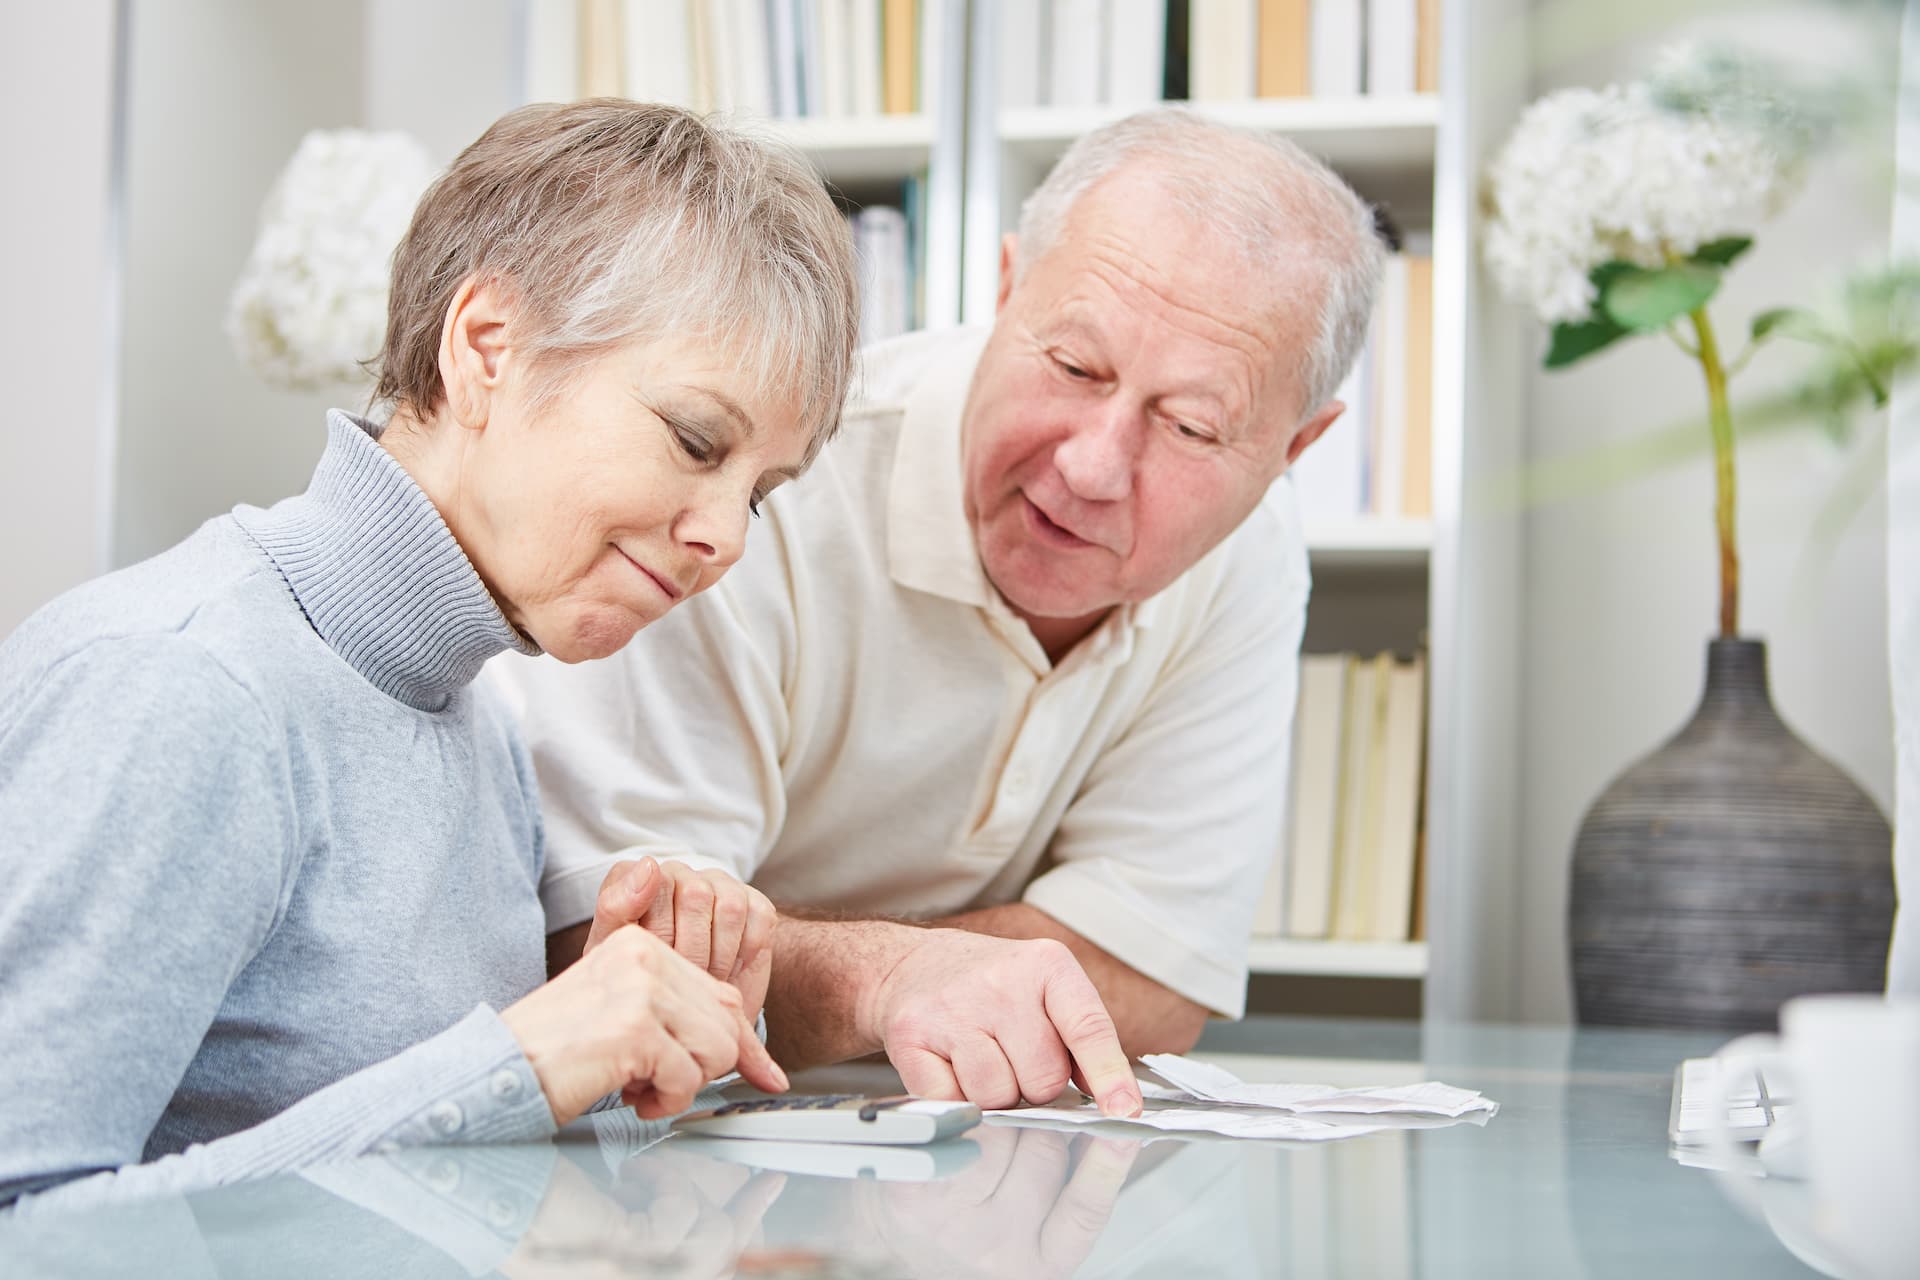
<box><xmin>492</xmin><ymin>108</ymin><xmax>1381</xmax><ymax>1116</ymax></box>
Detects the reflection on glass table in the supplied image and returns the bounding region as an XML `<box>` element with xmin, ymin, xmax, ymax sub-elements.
<box><xmin>0</xmin><ymin>1017</ymin><xmax>1843</xmax><ymax>1277</ymax></box>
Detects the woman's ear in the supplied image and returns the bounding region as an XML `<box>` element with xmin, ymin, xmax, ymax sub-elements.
<box><xmin>437</xmin><ymin>276</ymin><xmax>513</xmax><ymax>430</ymax></box>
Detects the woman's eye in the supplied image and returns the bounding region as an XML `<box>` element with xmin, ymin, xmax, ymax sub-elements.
<box><xmin>674</xmin><ymin>427</ymin><xmax>713</xmax><ymax>463</ymax></box>
<box><xmin>748</xmin><ymin>489</ymin><xmax>766</xmax><ymax>519</ymax></box>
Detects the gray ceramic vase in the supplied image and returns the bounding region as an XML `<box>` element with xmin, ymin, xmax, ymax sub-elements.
<box><xmin>1568</xmin><ymin>638</ymin><xmax>1894</xmax><ymax>1030</ymax></box>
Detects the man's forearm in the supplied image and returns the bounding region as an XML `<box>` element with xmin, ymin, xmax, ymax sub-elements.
<box><xmin>761</xmin><ymin>914</ymin><xmax>924</xmax><ymax>1070</ymax></box>
<box><xmin>938</xmin><ymin>903</ymin><xmax>1209</xmax><ymax>1055</ymax></box>
<box><xmin>546</xmin><ymin>921</ymin><xmax>591</xmax><ymax>978</ymax></box>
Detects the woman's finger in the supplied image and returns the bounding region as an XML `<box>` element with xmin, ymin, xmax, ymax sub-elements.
<box><xmin>733</xmin><ymin>889</ymin><xmax>776</xmax><ymax>979</ymax></box>
<box><xmin>585</xmin><ymin>857</ymin><xmax>661</xmax><ymax>952</ymax></box>
<box><xmin>670</xmin><ymin>869</ymin><xmax>717</xmax><ymax>974</ymax></box>
<box><xmin>631</xmin><ymin>1039</ymin><xmax>705</xmax><ymax>1119</ymax></box>
<box><xmin>706</xmin><ymin>878</ymin><xmax>748</xmax><ymax>980</ymax></box>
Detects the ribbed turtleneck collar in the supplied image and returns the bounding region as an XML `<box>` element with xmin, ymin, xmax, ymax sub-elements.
<box><xmin>235</xmin><ymin>410</ymin><xmax>540</xmax><ymax>711</ymax></box>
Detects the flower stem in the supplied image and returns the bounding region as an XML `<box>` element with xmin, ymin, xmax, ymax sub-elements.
<box><xmin>1689</xmin><ymin>306</ymin><xmax>1739</xmax><ymax>637</ymax></box>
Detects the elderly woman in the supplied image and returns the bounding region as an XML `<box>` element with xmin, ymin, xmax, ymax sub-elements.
<box><xmin>0</xmin><ymin>101</ymin><xmax>858</xmax><ymax>1207</ymax></box>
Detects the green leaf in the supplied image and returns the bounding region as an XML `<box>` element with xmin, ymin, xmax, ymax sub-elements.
<box><xmin>1751</xmin><ymin>306</ymin><xmax>1830</xmax><ymax>343</ymax></box>
<box><xmin>1691</xmin><ymin>237</ymin><xmax>1753</xmax><ymax>267</ymax></box>
<box><xmin>1590</xmin><ymin>260</ymin><xmax>1638</xmax><ymax>292</ymax></box>
<box><xmin>1600</xmin><ymin>263</ymin><xmax>1724</xmax><ymax>332</ymax></box>
<box><xmin>1545</xmin><ymin>314</ymin><xmax>1630</xmax><ymax>368</ymax></box>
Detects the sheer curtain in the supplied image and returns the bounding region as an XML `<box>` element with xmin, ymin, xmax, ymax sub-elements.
<box><xmin>1889</xmin><ymin>0</ymin><xmax>1919</xmax><ymax>996</ymax></box>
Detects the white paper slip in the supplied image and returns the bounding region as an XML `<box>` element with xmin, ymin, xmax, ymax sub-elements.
<box><xmin>1139</xmin><ymin>1054</ymin><xmax>1499</xmax><ymax>1120</ymax></box>
<box><xmin>988</xmin><ymin>1102</ymin><xmax>1393</xmax><ymax>1142</ymax></box>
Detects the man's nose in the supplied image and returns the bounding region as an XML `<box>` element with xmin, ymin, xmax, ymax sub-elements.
<box><xmin>1052</xmin><ymin>402</ymin><xmax>1138</xmax><ymax>502</ymax></box>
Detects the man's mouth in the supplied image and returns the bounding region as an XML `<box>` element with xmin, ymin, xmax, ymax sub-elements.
<box><xmin>1022</xmin><ymin>495</ymin><xmax>1094</xmax><ymax>549</ymax></box>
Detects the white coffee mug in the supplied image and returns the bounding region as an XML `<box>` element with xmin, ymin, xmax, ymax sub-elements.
<box><xmin>1706</xmin><ymin>994</ymin><xmax>1920</xmax><ymax>1280</ymax></box>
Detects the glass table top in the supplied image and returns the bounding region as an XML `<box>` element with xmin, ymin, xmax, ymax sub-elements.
<box><xmin>2</xmin><ymin>1016</ymin><xmax>1835</xmax><ymax>1277</ymax></box>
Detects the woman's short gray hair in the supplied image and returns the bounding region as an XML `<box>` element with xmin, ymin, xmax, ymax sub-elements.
<box><xmin>1016</xmin><ymin>108</ymin><xmax>1383</xmax><ymax>422</ymax></box>
<box><xmin>376</xmin><ymin>101</ymin><xmax>859</xmax><ymax>456</ymax></box>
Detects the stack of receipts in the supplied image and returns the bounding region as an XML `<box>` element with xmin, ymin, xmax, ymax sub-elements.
<box><xmin>987</xmin><ymin>1054</ymin><xmax>1498</xmax><ymax>1142</ymax></box>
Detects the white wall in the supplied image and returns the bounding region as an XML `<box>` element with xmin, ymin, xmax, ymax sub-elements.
<box><xmin>111</xmin><ymin>0</ymin><xmax>523</xmax><ymax>571</ymax></box>
<box><xmin>0</xmin><ymin>3</ymin><xmax>119</xmax><ymax>635</ymax></box>
<box><xmin>112</xmin><ymin>0</ymin><xmax>370</xmax><ymax>567</ymax></box>
<box><xmin>1887</xmin><ymin>2</ymin><xmax>1918</xmax><ymax>997</ymax></box>
<box><xmin>362</xmin><ymin>0</ymin><xmax>524</xmax><ymax>160</ymax></box>
<box><xmin>1515</xmin><ymin>1</ymin><xmax>1902</xmax><ymax>1021</ymax></box>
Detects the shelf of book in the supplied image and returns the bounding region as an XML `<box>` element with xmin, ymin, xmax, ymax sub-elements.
<box><xmin>763</xmin><ymin>113</ymin><xmax>934</xmax><ymax>185</ymax></box>
<box><xmin>1304</xmin><ymin>517</ymin><xmax>1433</xmax><ymax>568</ymax></box>
<box><xmin>999</xmin><ymin>95</ymin><xmax>1441</xmax><ymax>178</ymax></box>
<box><xmin>1246</xmin><ymin>938</ymin><xmax>1430</xmax><ymax>979</ymax></box>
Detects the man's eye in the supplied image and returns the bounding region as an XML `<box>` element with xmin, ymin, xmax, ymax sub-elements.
<box><xmin>1054</xmin><ymin>355</ymin><xmax>1091</xmax><ymax>379</ymax></box>
<box><xmin>1173</xmin><ymin>421</ymin><xmax>1212</xmax><ymax>442</ymax></box>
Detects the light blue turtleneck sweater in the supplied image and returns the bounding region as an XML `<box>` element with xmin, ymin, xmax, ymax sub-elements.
<box><xmin>0</xmin><ymin>412</ymin><xmax>559</xmax><ymax>1210</ymax></box>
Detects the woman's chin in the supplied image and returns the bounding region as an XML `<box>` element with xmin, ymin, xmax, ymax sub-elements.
<box><xmin>534</xmin><ymin>610</ymin><xmax>651</xmax><ymax>664</ymax></box>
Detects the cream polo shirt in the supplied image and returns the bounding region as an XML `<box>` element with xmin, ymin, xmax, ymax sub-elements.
<box><xmin>490</xmin><ymin>327</ymin><xmax>1312</xmax><ymax>1017</ymax></box>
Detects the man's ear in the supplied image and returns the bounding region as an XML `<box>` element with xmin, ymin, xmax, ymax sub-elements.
<box><xmin>437</xmin><ymin>275</ymin><xmax>513</xmax><ymax>430</ymax></box>
<box><xmin>996</xmin><ymin>233</ymin><xmax>1019</xmax><ymax>314</ymax></box>
<box><xmin>1283</xmin><ymin>400</ymin><xmax>1346</xmax><ymax>468</ymax></box>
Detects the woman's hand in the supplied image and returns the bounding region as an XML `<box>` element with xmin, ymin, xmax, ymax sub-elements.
<box><xmin>501</xmin><ymin>924</ymin><xmax>788</xmax><ymax>1126</ymax></box>
<box><xmin>584</xmin><ymin>858</ymin><xmax>776</xmax><ymax>1022</ymax></box>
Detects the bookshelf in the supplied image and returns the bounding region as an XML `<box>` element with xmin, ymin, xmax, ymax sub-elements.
<box><xmin>761</xmin><ymin>113</ymin><xmax>934</xmax><ymax>183</ymax></box>
<box><xmin>1246</xmin><ymin>938</ymin><xmax>1430</xmax><ymax>979</ymax></box>
<box><xmin>524</xmin><ymin>0</ymin><xmax>1527</xmax><ymax>1022</ymax></box>
<box><xmin>995</xmin><ymin>95</ymin><xmax>1441</xmax><ymax>229</ymax></box>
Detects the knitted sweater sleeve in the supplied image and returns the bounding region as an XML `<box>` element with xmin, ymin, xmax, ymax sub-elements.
<box><xmin>0</xmin><ymin>636</ymin><xmax>553</xmax><ymax>1212</ymax></box>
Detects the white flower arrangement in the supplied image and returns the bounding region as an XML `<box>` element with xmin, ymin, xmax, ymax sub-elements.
<box><xmin>1482</xmin><ymin>70</ymin><xmax>1802</xmax><ymax>327</ymax></box>
<box><xmin>226</xmin><ymin>130</ymin><xmax>438</xmax><ymax>390</ymax></box>
<box><xmin>1477</xmin><ymin>43</ymin><xmax>1885</xmax><ymax>641</ymax></box>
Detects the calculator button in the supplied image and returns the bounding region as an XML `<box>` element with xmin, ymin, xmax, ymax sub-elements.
<box><xmin>858</xmin><ymin>1098</ymin><xmax>910</xmax><ymax>1121</ymax></box>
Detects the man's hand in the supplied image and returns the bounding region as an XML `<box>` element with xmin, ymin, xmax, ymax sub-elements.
<box><xmin>499</xmin><ymin>1137</ymin><xmax>788</xmax><ymax>1280</ymax></box>
<box><xmin>579</xmin><ymin>858</ymin><xmax>776</xmax><ymax>1020</ymax></box>
<box><xmin>501</xmin><ymin>924</ymin><xmax>787</xmax><ymax>1125</ymax></box>
<box><xmin>941</xmin><ymin>902</ymin><xmax>1209</xmax><ymax>1056</ymax></box>
<box><xmin>856</xmin><ymin>1125</ymin><xmax>1139</xmax><ymax>1279</ymax></box>
<box><xmin>859</xmin><ymin>929</ymin><xmax>1143</xmax><ymax>1118</ymax></box>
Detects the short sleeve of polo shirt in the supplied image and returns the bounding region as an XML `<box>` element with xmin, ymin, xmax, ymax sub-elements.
<box><xmin>1020</xmin><ymin>485</ymin><xmax>1311</xmax><ymax>1017</ymax></box>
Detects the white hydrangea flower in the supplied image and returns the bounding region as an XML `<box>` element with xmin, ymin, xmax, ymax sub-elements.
<box><xmin>1481</xmin><ymin>56</ymin><xmax>1805</xmax><ymax>327</ymax></box>
<box><xmin>227</xmin><ymin>130</ymin><xmax>438</xmax><ymax>390</ymax></box>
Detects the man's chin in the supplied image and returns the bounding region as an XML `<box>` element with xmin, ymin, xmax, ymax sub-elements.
<box><xmin>985</xmin><ymin>570</ymin><xmax>1110</xmax><ymax>632</ymax></box>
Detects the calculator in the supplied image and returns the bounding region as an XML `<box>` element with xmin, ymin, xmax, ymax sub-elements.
<box><xmin>670</xmin><ymin>1093</ymin><xmax>982</xmax><ymax>1145</ymax></box>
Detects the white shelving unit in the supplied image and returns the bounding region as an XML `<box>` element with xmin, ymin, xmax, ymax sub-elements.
<box><xmin>970</xmin><ymin>0</ymin><xmax>1525</xmax><ymax>1010</ymax></box>
<box><xmin>526</xmin><ymin>0</ymin><xmax>1527</xmax><ymax>1021</ymax></box>
<box><xmin>1246</xmin><ymin>939</ymin><xmax>1430</xmax><ymax>979</ymax></box>
<box><xmin>994</xmin><ymin>96</ymin><xmax>1441</xmax><ymax>231</ymax></box>
<box><xmin>762</xmin><ymin>114</ymin><xmax>934</xmax><ymax>185</ymax></box>
<box><xmin>1305</xmin><ymin>518</ymin><xmax>1435</xmax><ymax>571</ymax></box>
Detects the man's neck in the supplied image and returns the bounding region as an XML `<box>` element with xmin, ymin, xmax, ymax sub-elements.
<box><xmin>1021</xmin><ymin>608</ymin><xmax>1111</xmax><ymax>667</ymax></box>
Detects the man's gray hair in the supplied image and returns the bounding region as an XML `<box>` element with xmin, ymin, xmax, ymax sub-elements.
<box><xmin>1016</xmin><ymin>108</ymin><xmax>1384</xmax><ymax>422</ymax></box>
<box><xmin>377</xmin><ymin>101</ymin><xmax>858</xmax><ymax>457</ymax></box>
